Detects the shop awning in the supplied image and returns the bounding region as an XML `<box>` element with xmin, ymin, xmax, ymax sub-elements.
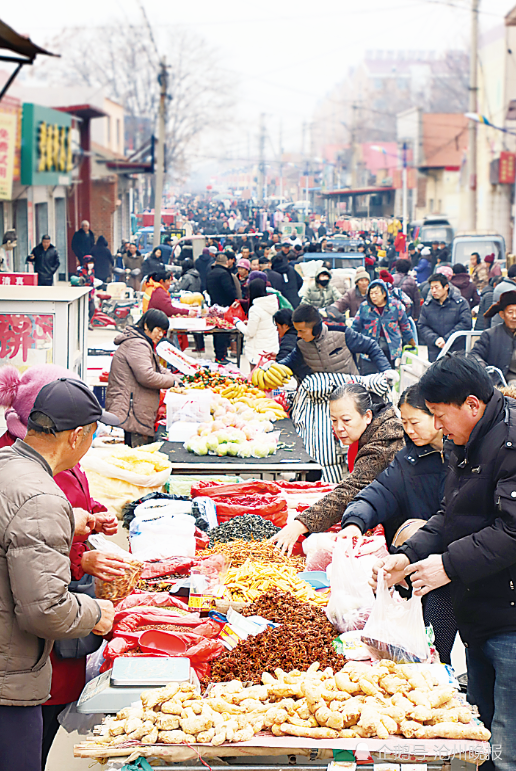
<box><xmin>0</xmin><ymin>18</ymin><xmax>57</xmax><ymax>100</ymax></box>
<box><xmin>323</xmin><ymin>186</ymin><xmax>395</xmax><ymax>197</ymax></box>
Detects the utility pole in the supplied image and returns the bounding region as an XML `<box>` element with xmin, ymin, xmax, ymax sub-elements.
<box><xmin>258</xmin><ymin>113</ymin><xmax>266</xmax><ymax>202</ymax></box>
<box><xmin>351</xmin><ymin>102</ymin><xmax>359</xmax><ymax>189</ymax></box>
<box><xmin>402</xmin><ymin>141</ymin><xmax>408</xmax><ymax>235</ymax></box>
<box><xmin>468</xmin><ymin>0</ymin><xmax>479</xmax><ymax>232</ymax></box>
<box><xmin>153</xmin><ymin>58</ymin><xmax>167</xmax><ymax>249</ymax></box>
<box><xmin>279</xmin><ymin>121</ymin><xmax>283</xmax><ymax>200</ymax></box>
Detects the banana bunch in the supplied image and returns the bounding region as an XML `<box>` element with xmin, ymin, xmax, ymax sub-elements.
<box><xmin>220</xmin><ymin>383</ymin><xmax>249</xmax><ymax>399</ymax></box>
<box><xmin>254</xmin><ymin>399</ymin><xmax>288</xmax><ymax>419</ymax></box>
<box><xmin>252</xmin><ymin>363</ymin><xmax>293</xmax><ymax>390</ymax></box>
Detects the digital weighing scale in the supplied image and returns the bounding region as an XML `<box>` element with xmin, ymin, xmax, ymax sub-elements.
<box><xmin>77</xmin><ymin>656</ymin><xmax>197</xmax><ymax>713</ymax></box>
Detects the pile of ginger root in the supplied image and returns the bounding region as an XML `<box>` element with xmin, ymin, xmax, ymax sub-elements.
<box><xmin>91</xmin><ymin>660</ymin><xmax>490</xmax><ymax>748</ymax></box>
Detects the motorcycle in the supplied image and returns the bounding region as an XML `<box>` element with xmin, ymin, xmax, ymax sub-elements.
<box><xmin>114</xmin><ymin>266</ymin><xmax>141</xmax><ymax>290</ymax></box>
<box><xmin>95</xmin><ymin>290</ymin><xmax>136</xmax><ymax>331</ymax></box>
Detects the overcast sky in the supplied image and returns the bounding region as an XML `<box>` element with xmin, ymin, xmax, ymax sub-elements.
<box><xmin>3</xmin><ymin>0</ymin><xmax>516</xmax><ymax>179</ymax></box>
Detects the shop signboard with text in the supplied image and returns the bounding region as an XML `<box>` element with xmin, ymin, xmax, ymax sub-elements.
<box><xmin>21</xmin><ymin>103</ymin><xmax>72</xmax><ymax>186</ymax></box>
<box><xmin>0</xmin><ymin>111</ymin><xmax>17</xmax><ymax>200</ymax></box>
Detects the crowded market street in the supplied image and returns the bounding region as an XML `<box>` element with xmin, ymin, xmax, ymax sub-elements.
<box><xmin>3</xmin><ymin>2</ymin><xmax>516</xmax><ymax>770</ymax></box>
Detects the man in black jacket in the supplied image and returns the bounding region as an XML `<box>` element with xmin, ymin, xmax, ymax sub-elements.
<box><xmin>373</xmin><ymin>356</ymin><xmax>516</xmax><ymax>771</ymax></box>
<box><xmin>272</xmin><ymin>247</ymin><xmax>303</xmax><ymax>308</ymax></box>
<box><xmin>418</xmin><ymin>273</ymin><xmax>472</xmax><ymax>361</ymax></box>
<box><xmin>206</xmin><ymin>253</ymin><xmax>237</xmax><ymax>364</ymax></box>
<box><xmin>259</xmin><ymin>255</ymin><xmax>283</xmax><ymax>292</ymax></box>
<box><xmin>26</xmin><ymin>235</ymin><xmax>60</xmax><ymax>286</ymax></box>
<box><xmin>472</xmin><ymin>290</ymin><xmax>516</xmax><ymax>382</ymax></box>
<box><xmin>71</xmin><ymin>220</ymin><xmax>95</xmax><ymax>266</ymax></box>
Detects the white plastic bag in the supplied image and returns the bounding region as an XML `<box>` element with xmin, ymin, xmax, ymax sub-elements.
<box><xmin>165</xmin><ymin>389</ymin><xmax>213</xmax><ymax>427</ymax></box>
<box><xmin>81</xmin><ymin>447</ymin><xmax>171</xmax><ymax>488</ymax></box>
<box><xmin>129</xmin><ymin>512</ymin><xmax>196</xmax><ymax>561</ymax></box>
<box><xmin>303</xmin><ymin>532</ymin><xmax>337</xmax><ymax>572</ymax></box>
<box><xmin>361</xmin><ymin>569</ymin><xmax>430</xmax><ymax>663</ymax></box>
<box><xmin>326</xmin><ymin>539</ymin><xmax>375</xmax><ymax>632</ymax></box>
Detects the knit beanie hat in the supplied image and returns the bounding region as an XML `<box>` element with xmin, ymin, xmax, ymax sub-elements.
<box><xmin>436</xmin><ymin>265</ymin><xmax>453</xmax><ymax>280</ymax></box>
<box><xmin>0</xmin><ymin>364</ymin><xmax>78</xmax><ymax>439</ymax></box>
<box><xmin>379</xmin><ymin>269</ymin><xmax>394</xmax><ymax>285</ymax></box>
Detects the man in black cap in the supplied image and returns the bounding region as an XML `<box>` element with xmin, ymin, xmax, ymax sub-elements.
<box><xmin>0</xmin><ymin>378</ymin><xmax>119</xmax><ymax>770</ymax></box>
<box><xmin>472</xmin><ymin>290</ymin><xmax>516</xmax><ymax>383</ymax></box>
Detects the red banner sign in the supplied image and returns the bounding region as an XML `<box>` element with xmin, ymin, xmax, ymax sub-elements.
<box><xmin>0</xmin><ymin>273</ymin><xmax>38</xmax><ymax>286</ymax></box>
<box><xmin>499</xmin><ymin>151</ymin><xmax>516</xmax><ymax>184</ymax></box>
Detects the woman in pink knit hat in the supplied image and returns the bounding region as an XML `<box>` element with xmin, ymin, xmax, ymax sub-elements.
<box><xmin>0</xmin><ymin>364</ymin><xmax>127</xmax><ymax>767</ymax></box>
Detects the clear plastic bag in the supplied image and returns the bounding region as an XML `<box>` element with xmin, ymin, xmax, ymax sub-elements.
<box><xmin>85</xmin><ymin>640</ymin><xmax>107</xmax><ymax>683</ymax></box>
<box><xmin>303</xmin><ymin>532</ymin><xmax>337</xmax><ymax>572</ymax></box>
<box><xmin>88</xmin><ymin>534</ymin><xmax>143</xmax><ymax>602</ymax></box>
<box><xmin>57</xmin><ymin>701</ymin><xmax>102</xmax><ymax>734</ymax></box>
<box><xmin>361</xmin><ymin>569</ymin><xmax>430</xmax><ymax>663</ymax></box>
<box><xmin>325</xmin><ymin>539</ymin><xmax>375</xmax><ymax>632</ymax></box>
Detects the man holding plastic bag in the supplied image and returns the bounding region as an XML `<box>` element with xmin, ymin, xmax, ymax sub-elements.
<box><xmin>371</xmin><ymin>356</ymin><xmax>516</xmax><ymax>771</ymax></box>
<box><xmin>0</xmin><ymin>378</ymin><xmax>118</xmax><ymax>771</ymax></box>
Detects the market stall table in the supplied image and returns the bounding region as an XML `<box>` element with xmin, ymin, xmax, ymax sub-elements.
<box><xmin>167</xmin><ymin>317</ymin><xmax>244</xmax><ymax>367</ymax></box>
<box><xmin>74</xmin><ymin>734</ymin><xmax>490</xmax><ymax>768</ymax></box>
<box><xmin>157</xmin><ymin>419</ymin><xmax>321</xmax><ymax>481</ymax></box>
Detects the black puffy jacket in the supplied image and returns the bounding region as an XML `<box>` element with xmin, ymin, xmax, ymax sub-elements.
<box><xmin>417</xmin><ymin>292</ymin><xmax>472</xmax><ymax>362</ymax></box>
<box><xmin>271</xmin><ymin>254</ymin><xmax>303</xmax><ymax>308</ymax></box>
<box><xmin>398</xmin><ymin>390</ymin><xmax>516</xmax><ymax>646</ymax></box>
<box><xmin>472</xmin><ymin>323</ymin><xmax>515</xmax><ymax>376</ymax></box>
<box><xmin>277</xmin><ymin>326</ymin><xmax>298</xmax><ymax>359</ymax></box>
<box><xmin>206</xmin><ymin>263</ymin><xmax>237</xmax><ymax>307</ymax></box>
<box><xmin>342</xmin><ymin>438</ymin><xmax>448</xmax><ymax>546</ymax></box>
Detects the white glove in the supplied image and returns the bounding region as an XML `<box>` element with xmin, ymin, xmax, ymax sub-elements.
<box><xmin>235</xmin><ymin>320</ymin><xmax>246</xmax><ymax>334</ymax></box>
<box><xmin>384</xmin><ymin>369</ymin><xmax>400</xmax><ymax>384</ymax></box>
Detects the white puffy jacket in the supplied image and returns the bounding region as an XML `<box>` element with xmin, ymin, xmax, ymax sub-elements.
<box><xmin>238</xmin><ymin>294</ymin><xmax>279</xmax><ymax>364</ymax></box>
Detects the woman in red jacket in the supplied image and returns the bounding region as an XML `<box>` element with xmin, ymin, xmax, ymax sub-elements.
<box><xmin>0</xmin><ymin>364</ymin><xmax>128</xmax><ymax>768</ymax></box>
<box><xmin>148</xmin><ymin>269</ymin><xmax>197</xmax><ymax>351</ymax></box>
<box><xmin>148</xmin><ymin>270</ymin><xmax>196</xmax><ymax>317</ymax></box>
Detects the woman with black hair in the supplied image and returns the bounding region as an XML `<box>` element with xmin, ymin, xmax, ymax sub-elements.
<box><xmin>274</xmin><ymin>308</ymin><xmax>297</xmax><ymax>358</ymax></box>
<box><xmin>174</xmin><ymin>258</ymin><xmax>201</xmax><ymax>293</ymax></box>
<box><xmin>271</xmin><ymin>383</ymin><xmax>403</xmax><ymax>552</ymax></box>
<box><xmin>451</xmin><ymin>263</ymin><xmax>480</xmax><ymax>310</ymax></box>
<box><xmin>147</xmin><ymin>270</ymin><xmax>196</xmax><ymax>319</ymax></box>
<box><xmin>339</xmin><ymin>384</ymin><xmax>456</xmax><ymax>662</ymax></box>
<box><xmin>141</xmin><ymin>246</ymin><xmax>165</xmax><ymax>279</ymax></box>
<box><xmin>105</xmin><ymin>309</ymin><xmax>180</xmax><ymax>447</ymax></box>
<box><xmin>235</xmin><ymin>278</ymin><xmax>279</xmax><ymax>364</ymax></box>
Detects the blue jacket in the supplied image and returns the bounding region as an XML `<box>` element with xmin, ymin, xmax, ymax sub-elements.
<box><xmin>342</xmin><ymin>437</ymin><xmax>448</xmax><ymax>546</ymax></box>
<box><xmin>278</xmin><ymin>323</ymin><xmax>391</xmax><ymax>381</ymax></box>
<box><xmin>352</xmin><ymin>280</ymin><xmax>413</xmax><ymax>361</ymax></box>
<box><xmin>417</xmin><ymin>291</ymin><xmax>472</xmax><ymax>362</ymax></box>
<box><xmin>415</xmin><ymin>258</ymin><xmax>432</xmax><ymax>284</ymax></box>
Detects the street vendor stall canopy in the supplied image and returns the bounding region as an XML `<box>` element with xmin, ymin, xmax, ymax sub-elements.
<box><xmin>0</xmin><ymin>19</ymin><xmax>58</xmax><ymax>100</ymax></box>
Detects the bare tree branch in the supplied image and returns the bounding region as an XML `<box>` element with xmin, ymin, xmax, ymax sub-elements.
<box><xmin>30</xmin><ymin>15</ymin><xmax>234</xmax><ymax>180</ymax></box>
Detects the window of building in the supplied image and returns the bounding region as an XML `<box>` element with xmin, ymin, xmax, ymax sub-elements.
<box><xmin>374</xmin><ymin>78</ymin><xmax>383</xmax><ymax>90</ymax></box>
<box><xmin>397</xmin><ymin>78</ymin><xmax>409</xmax><ymax>90</ymax></box>
<box><xmin>116</xmin><ymin>119</ymin><xmax>121</xmax><ymax>150</ymax></box>
<box><xmin>107</xmin><ymin>117</ymin><xmax>111</xmax><ymax>145</ymax></box>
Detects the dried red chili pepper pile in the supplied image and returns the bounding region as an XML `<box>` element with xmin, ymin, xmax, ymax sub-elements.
<box><xmin>210</xmin><ymin>591</ymin><xmax>345</xmax><ymax>684</ymax></box>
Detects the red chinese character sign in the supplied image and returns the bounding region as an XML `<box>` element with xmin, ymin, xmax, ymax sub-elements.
<box><xmin>499</xmin><ymin>152</ymin><xmax>516</xmax><ymax>185</ymax></box>
<box><xmin>0</xmin><ymin>274</ymin><xmax>38</xmax><ymax>287</ymax></box>
<box><xmin>0</xmin><ymin>111</ymin><xmax>17</xmax><ymax>200</ymax></box>
<box><xmin>0</xmin><ymin>314</ymin><xmax>54</xmax><ymax>368</ymax></box>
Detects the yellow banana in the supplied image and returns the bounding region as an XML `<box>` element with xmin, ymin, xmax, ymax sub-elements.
<box><xmin>265</xmin><ymin>372</ymin><xmax>283</xmax><ymax>388</ymax></box>
<box><xmin>257</xmin><ymin>369</ymin><xmax>266</xmax><ymax>390</ymax></box>
<box><xmin>268</xmin><ymin>363</ymin><xmax>285</xmax><ymax>378</ymax></box>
